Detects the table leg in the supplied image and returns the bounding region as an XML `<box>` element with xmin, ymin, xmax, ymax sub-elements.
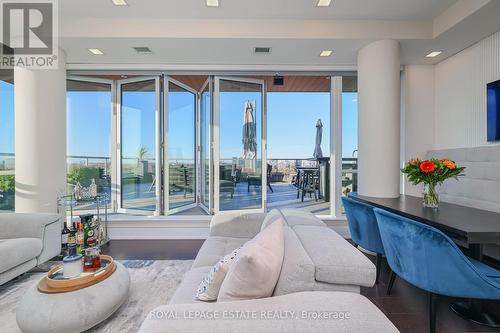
<box><xmin>449</xmin><ymin>244</ymin><xmax>500</xmax><ymax>328</ymax></box>
<box><xmin>469</xmin><ymin>243</ymin><xmax>483</xmax><ymax>261</ymax></box>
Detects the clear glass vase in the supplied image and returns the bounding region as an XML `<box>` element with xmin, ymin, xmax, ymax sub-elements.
<box><xmin>423</xmin><ymin>183</ymin><xmax>439</xmax><ymax>208</ymax></box>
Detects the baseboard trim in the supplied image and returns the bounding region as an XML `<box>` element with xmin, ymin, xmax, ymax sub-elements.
<box><xmin>106</xmin><ymin>214</ymin><xmax>350</xmax><ymax>240</ymax></box>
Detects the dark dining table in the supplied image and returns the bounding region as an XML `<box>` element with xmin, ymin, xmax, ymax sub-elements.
<box><xmin>353</xmin><ymin>194</ymin><xmax>500</xmax><ymax>327</ymax></box>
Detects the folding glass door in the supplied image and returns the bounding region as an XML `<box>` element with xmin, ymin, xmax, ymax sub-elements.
<box><xmin>199</xmin><ymin>78</ymin><xmax>213</xmax><ymax>214</ymax></box>
<box><xmin>117</xmin><ymin>77</ymin><xmax>161</xmax><ymax>214</ymax></box>
<box><xmin>164</xmin><ymin>77</ymin><xmax>197</xmax><ymax>214</ymax></box>
<box><xmin>116</xmin><ymin>75</ymin><xmax>266</xmax><ymax>216</ymax></box>
<box><xmin>213</xmin><ymin>77</ymin><xmax>266</xmax><ymax>213</ymax></box>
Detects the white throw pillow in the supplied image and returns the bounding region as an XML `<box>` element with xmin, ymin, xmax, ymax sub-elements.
<box><xmin>195</xmin><ymin>247</ymin><xmax>240</xmax><ymax>301</ymax></box>
<box><xmin>217</xmin><ymin>218</ymin><xmax>285</xmax><ymax>302</ymax></box>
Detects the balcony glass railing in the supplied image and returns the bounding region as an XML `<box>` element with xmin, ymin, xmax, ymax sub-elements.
<box><xmin>0</xmin><ymin>153</ymin><xmax>15</xmax><ymax>211</ymax></box>
<box><xmin>1</xmin><ymin>153</ymin><xmax>358</xmax><ymax>215</ymax></box>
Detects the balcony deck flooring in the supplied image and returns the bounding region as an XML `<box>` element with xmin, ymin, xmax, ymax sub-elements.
<box><xmin>172</xmin><ymin>182</ymin><xmax>330</xmax><ymax>215</ymax></box>
<box><xmin>70</xmin><ymin>182</ymin><xmax>330</xmax><ymax>215</ymax></box>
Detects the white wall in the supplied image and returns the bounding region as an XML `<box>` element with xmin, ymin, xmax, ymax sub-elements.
<box><xmin>403</xmin><ymin>65</ymin><xmax>435</xmax><ymax>196</ymax></box>
<box><xmin>403</xmin><ymin>30</ymin><xmax>500</xmax><ymax>195</ymax></box>
<box><xmin>434</xmin><ymin>30</ymin><xmax>500</xmax><ymax>149</ymax></box>
<box><xmin>403</xmin><ymin>32</ymin><xmax>500</xmax><ymax>259</ymax></box>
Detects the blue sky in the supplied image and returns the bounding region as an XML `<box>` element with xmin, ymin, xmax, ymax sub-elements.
<box><xmin>0</xmin><ymin>81</ymin><xmax>15</xmax><ymax>154</ymax></box>
<box><xmin>2</xmin><ymin>81</ymin><xmax>358</xmax><ymax>160</ymax></box>
<box><xmin>67</xmin><ymin>90</ymin><xmax>112</xmax><ymax>157</ymax></box>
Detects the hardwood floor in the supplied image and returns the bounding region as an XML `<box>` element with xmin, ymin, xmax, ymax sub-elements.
<box><xmin>362</xmin><ymin>253</ymin><xmax>500</xmax><ymax>333</ymax></box>
<box><xmin>103</xmin><ymin>239</ymin><xmax>500</xmax><ymax>333</ymax></box>
<box><xmin>101</xmin><ymin>239</ymin><xmax>204</xmax><ymax>260</ymax></box>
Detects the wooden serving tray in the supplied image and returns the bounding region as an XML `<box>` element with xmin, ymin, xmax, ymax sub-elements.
<box><xmin>38</xmin><ymin>255</ymin><xmax>116</xmax><ymax>294</ymax></box>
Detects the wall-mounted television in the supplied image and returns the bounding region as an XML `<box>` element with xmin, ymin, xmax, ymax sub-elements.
<box><xmin>487</xmin><ymin>79</ymin><xmax>500</xmax><ymax>142</ymax></box>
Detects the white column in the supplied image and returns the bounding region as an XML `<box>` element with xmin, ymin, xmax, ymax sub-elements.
<box><xmin>14</xmin><ymin>51</ymin><xmax>67</xmax><ymax>213</ymax></box>
<box><xmin>357</xmin><ymin>40</ymin><xmax>401</xmax><ymax>198</ymax></box>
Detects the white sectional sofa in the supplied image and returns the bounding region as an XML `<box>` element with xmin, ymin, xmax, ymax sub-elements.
<box><xmin>140</xmin><ymin>291</ymin><xmax>398</xmax><ymax>333</ymax></box>
<box><xmin>0</xmin><ymin>213</ymin><xmax>62</xmax><ymax>285</ymax></box>
<box><xmin>140</xmin><ymin>209</ymin><xmax>397</xmax><ymax>332</ymax></box>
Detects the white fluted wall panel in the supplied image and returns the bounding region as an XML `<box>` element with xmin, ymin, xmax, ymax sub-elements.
<box><xmin>435</xmin><ymin>30</ymin><xmax>500</xmax><ymax>149</ymax></box>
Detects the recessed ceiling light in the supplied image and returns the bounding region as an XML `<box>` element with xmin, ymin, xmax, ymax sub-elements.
<box><xmin>88</xmin><ymin>48</ymin><xmax>104</xmax><ymax>55</ymax></box>
<box><xmin>111</xmin><ymin>0</ymin><xmax>127</xmax><ymax>5</ymax></box>
<box><xmin>206</xmin><ymin>0</ymin><xmax>219</xmax><ymax>7</ymax></box>
<box><xmin>317</xmin><ymin>0</ymin><xmax>332</xmax><ymax>7</ymax></box>
<box><xmin>426</xmin><ymin>51</ymin><xmax>442</xmax><ymax>58</ymax></box>
<box><xmin>320</xmin><ymin>50</ymin><xmax>333</xmax><ymax>57</ymax></box>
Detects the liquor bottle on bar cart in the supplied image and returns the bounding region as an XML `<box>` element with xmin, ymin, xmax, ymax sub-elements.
<box><xmin>76</xmin><ymin>223</ymin><xmax>84</xmax><ymax>255</ymax></box>
<box><xmin>61</xmin><ymin>221</ymin><xmax>71</xmax><ymax>256</ymax></box>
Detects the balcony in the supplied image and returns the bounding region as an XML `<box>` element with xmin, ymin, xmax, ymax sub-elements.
<box><xmin>1</xmin><ymin>154</ymin><xmax>358</xmax><ymax>214</ymax></box>
<box><xmin>1</xmin><ymin>153</ymin><xmax>359</xmax><ymax>215</ymax></box>
<box><xmin>62</xmin><ymin>155</ymin><xmax>358</xmax><ymax>215</ymax></box>
<box><xmin>0</xmin><ymin>153</ymin><xmax>14</xmax><ymax>211</ymax></box>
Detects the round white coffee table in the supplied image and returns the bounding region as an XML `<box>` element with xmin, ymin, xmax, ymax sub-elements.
<box><xmin>16</xmin><ymin>261</ymin><xmax>130</xmax><ymax>333</ymax></box>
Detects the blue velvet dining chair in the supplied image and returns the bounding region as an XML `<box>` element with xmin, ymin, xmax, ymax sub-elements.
<box><xmin>373</xmin><ymin>208</ymin><xmax>500</xmax><ymax>333</ymax></box>
<box><xmin>342</xmin><ymin>195</ymin><xmax>386</xmax><ymax>284</ymax></box>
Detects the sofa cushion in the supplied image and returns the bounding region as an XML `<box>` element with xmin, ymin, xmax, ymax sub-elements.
<box><xmin>261</xmin><ymin>209</ymin><xmax>326</xmax><ymax>231</ymax></box>
<box><xmin>218</xmin><ymin>219</ymin><xmax>285</xmax><ymax>302</ymax></box>
<box><xmin>195</xmin><ymin>247</ymin><xmax>241</xmax><ymax>301</ymax></box>
<box><xmin>139</xmin><ymin>291</ymin><xmax>399</xmax><ymax>333</ymax></box>
<box><xmin>293</xmin><ymin>225</ymin><xmax>376</xmax><ymax>287</ymax></box>
<box><xmin>209</xmin><ymin>212</ymin><xmax>266</xmax><ymax>238</ymax></box>
<box><xmin>281</xmin><ymin>208</ymin><xmax>327</xmax><ymax>227</ymax></box>
<box><xmin>260</xmin><ymin>209</ymin><xmax>282</xmax><ymax>231</ymax></box>
<box><xmin>274</xmin><ymin>227</ymin><xmax>361</xmax><ymax>295</ymax></box>
<box><xmin>170</xmin><ymin>266</ymin><xmax>211</xmax><ymax>305</ymax></box>
<box><xmin>0</xmin><ymin>213</ymin><xmax>60</xmax><ymax>239</ymax></box>
<box><xmin>192</xmin><ymin>236</ymin><xmax>249</xmax><ymax>269</ymax></box>
<box><xmin>0</xmin><ymin>238</ymin><xmax>42</xmax><ymax>273</ymax></box>
<box><xmin>273</xmin><ymin>225</ymin><xmax>316</xmax><ymax>295</ymax></box>
<box><xmin>0</xmin><ymin>258</ymin><xmax>37</xmax><ymax>286</ymax></box>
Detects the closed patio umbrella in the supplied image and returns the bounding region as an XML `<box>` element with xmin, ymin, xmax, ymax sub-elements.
<box><xmin>313</xmin><ymin>119</ymin><xmax>323</xmax><ymax>158</ymax></box>
<box><xmin>242</xmin><ymin>101</ymin><xmax>257</xmax><ymax>160</ymax></box>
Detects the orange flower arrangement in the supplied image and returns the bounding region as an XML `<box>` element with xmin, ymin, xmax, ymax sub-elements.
<box><xmin>441</xmin><ymin>159</ymin><xmax>456</xmax><ymax>170</ymax></box>
<box><xmin>419</xmin><ymin>161</ymin><xmax>435</xmax><ymax>173</ymax></box>
<box><xmin>402</xmin><ymin>158</ymin><xmax>464</xmax><ymax>185</ymax></box>
<box><xmin>402</xmin><ymin>158</ymin><xmax>465</xmax><ymax>208</ymax></box>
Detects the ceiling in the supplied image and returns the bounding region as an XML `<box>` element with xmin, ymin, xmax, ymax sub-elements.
<box><xmin>57</xmin><ymin>0</ymin><xmax>500</xmax><ymax>70</ymax></box>
<box><xmin>60</xmin><ymin>0</ymin><xmax>456</xmax><ymax>20</ymax></box>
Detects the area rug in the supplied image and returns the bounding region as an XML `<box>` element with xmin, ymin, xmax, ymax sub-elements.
<box><xmin>0</xmin><ymin>260</ymin><xmax>193</xmax><ymax>333</ymax></box>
